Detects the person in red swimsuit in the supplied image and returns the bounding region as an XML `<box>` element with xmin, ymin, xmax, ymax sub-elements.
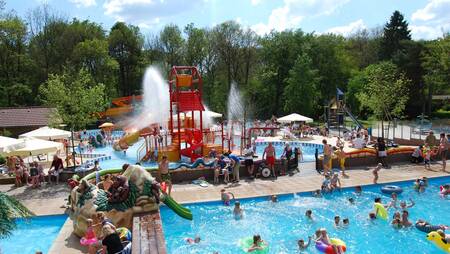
<box><xmin>263</xmin><ymin>142</ymin><xmax>277</xmax><ymax>178</ymax></box>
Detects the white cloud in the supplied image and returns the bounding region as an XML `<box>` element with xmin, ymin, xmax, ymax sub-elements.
<box><xmin>325</xmin><ymin>19</ymin><xmax>366</xmax><ymax>36</ymax></box>
<box><xmin>103</xmin><ymin>0</ymin><xmax>202</xmax><ymax>29</ymax></box>
<box><xmin>410</xmin><ymin>0</ymin><xmax>450</xmax><ymax>39</ymax></box>
<box><xmin>412</xmin><ymin>0</ymin><xmax>450</xmax><ymax>21</ymax></box>
<box><xmin>70</xmin><ymin>0</ymin><xmax>96</xmax><ymax>8</ymax></box>
<box><xmin>251</xmin><ymin>0</ymin><xmax>350</xmax><ymax>35</ymax></box>
<box><xmin>410</xmin><ymin>25</ymin><xmax>448</xmax><ymax>40</ymax></box>
<box><xmin>251</xmin><ymin>0</ymin><xmax>262</xmax><ymax>6</ymax></box>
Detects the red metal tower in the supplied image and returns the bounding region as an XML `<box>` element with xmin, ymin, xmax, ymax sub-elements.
<box><xmin>168</xmin><ymin>66</ymin><xmax>205</xmax><ymax>161</ymax></box>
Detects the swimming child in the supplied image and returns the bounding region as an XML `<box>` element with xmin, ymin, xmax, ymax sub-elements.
<box><xmin>348</xmin><ymin>197</ymin><xmax>355</xmax><ymax>204</ymax></box>
<box><xmin>312</xmin><ymin>189</ymin><xmax>322</xmax><ymax>197</ymax></box>
<box><xmin>436</xmin><ymin>229</ymin><xmax>450</xmax><ymax>244</ymax></box>
<box><xmin>305</xmin><ymin>210</ymin><xmax>313</xmax><ymax>220</ymax></box>
<box><xmin>233</xmin><ymin>201</ymin><xmax>243</xmax><ymax>220</ymax></box>
<box><xmin>388</xmin><ymin>193</ymin><xmax>398</xmax><ymax>208</ymax></box>
<box><xmin>355</xmin><ymin>186</ymin><xmax>362</xmax><ymax>194</ymax></box>
<box><xmin>270</xmin><ymin>195</ymin><xmax>278</xmax><ymax>202</ymax></box>
<box><xmin>298</xmin><ymin>236</ymin><xmax>311</xmax><ymax>251</ymax></box>
<box><xmin>391</xmin><ymin>218</ymin><xmax>402</xmax><ymax>229</ymax></box>
<box><xmin>414</xmin><ymin>178</ymin><xmax>427</xmax><ymax>193</ymax></box>
<box><xmin>220</xmin><ymin>189</ymin><xmax>234</xmax><ymax>206</ymax></box>
<box><xmin>399</xmin><ymin>199</ymin><xmax>415</xmax><ymax>210</ymax></box>
<box><xmin>342</xmin><ymin>218</ymin><xmax>349</xmax><ymax>227</ymax></box>
<box><xmin>373</xmin><ymin>163</ymin><xmax>382</xmax><ymax>184</ymax></box>
<box><xmin>334</xmin><ymin>216</ymin><xmax>341</xmax><ymax>228</ymax></box>
<box><xmin>247</xmin><ymin>235</ymin><xmax>266</xmax><ymax>252</ymax></box>
<box><xmin>369</xmin><ymin>212</ymin><xmax>376</xmax><ymax>220</ymax></box>
<box><xmin>186</xmin><ymin>236</ymin><xmax>201</xmax><ymax>244</ymax></box>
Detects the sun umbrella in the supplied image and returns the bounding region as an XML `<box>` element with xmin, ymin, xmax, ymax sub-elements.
<box><xmin>0</xmin><ymin>136</ymin><xmax>25</xmax><ymax>155</ymax></box>
<box><xmin>19</xmin><ymin>126</ymin><xmax>71</xmax><ymax>140</ymax></box>
<box><xmin>99</xmin><ymin>122</ymin><xmax>115</xmax><ymax>128</ymax></box>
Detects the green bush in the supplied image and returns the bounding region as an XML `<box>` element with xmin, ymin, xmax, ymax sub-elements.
<box><xmin>0</xmin><ymin>155</ymin><xmax>5</xmax><ymax>165</ymax></box>
<box><xmin>432</xmin><ymin>109</ymin><xmax>450</xmax><ymax>119</ymax></box>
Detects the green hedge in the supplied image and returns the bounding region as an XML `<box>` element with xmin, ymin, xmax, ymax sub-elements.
<box><xmin>432</xmin><ymin>109</ymin><xmax>450</xmax><ymax>119</ymax></box>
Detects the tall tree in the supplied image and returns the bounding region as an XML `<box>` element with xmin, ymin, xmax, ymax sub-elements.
<box><xmin>108</xmin><ymin>22</ymin><xmax>143</xmax><ymax>96</ymax></box>
<box><xmin>0</xmin><ymin>15</ymin><xmax>33</xmax><ymax>106</ymax></box>
<box><xmin>422</xmin><ymin>35</ymin><xmax>450</xmax><ymax>115</ymax></box>
<box><xmin>160</xmin><ymin>24</ymin><xmax>184</xmax><ymax>69</ymax></box>
<box><xmin>283</xmin><ymin>53</ymin><xmax>319</xmax><ymax>116</ymax></box>
<box><xmin>357</xmin><ymin>61</ymin><xmax>410</xmax><ymax>122</ymax></box>
<box><xmin>380</xmin><ymin>10</ymin><xmax>411</xmax><ymax>60</ymax></box>
<box><xmin>72</xmin><ymin>39</ymin><xmax>119</xmax><ymax>98</ymax></box>
<box><xmin>184</xmin><ymin>23</ymin><xmax>206</xmax><ymax>68</ymax></box>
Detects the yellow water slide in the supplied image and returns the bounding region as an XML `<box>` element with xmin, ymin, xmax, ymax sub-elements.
<box><xmin>113</xmin><ymin>131</ymin><xmax>141</xmax><ymax>151</ymax></box>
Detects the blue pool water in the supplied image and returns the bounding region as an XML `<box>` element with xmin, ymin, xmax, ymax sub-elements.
<box><xmin>161</xmin><ymin>176</ymin><xmax>450</xmax><ymax>254</ymax></box>
<box><xmin>254</xmin><ymin>141</ymin><xmax>323</xmax><ymax>162</ymax></box>
<box><xmin>0</xmin><ymin>214</ymin><xmax>68</xmax><ymax>254</ymax></box>
<box><xmin>90</xmin><ymin>139</ymin><xmax>321</xmax><ymax>169</ymax></box>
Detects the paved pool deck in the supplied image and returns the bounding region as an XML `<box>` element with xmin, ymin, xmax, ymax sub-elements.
<box><xmin>170</xmin><ymin>161</ymin><xmax>450</xmax><ymax>204</ymax></box>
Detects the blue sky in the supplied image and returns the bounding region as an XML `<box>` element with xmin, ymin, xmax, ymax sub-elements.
<box><xmin>5</xmin><ymin>0</ymin><xmax>450</xmax><ymax>39</ymax></box>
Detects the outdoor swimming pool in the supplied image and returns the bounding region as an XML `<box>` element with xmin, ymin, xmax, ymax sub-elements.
<box><xmin>88</xmin><ymin>137</ymin><xmax>321</xmax><ymax>169</ymax></box>
<box><xmin>161</xmin><ymin>176</ymin><xmax>450</xmax><ymax>254</ymax></box>
<box><xmin>254</xmin><ymin>141</ymin><xmax>323</xmax><ymax>162</ymax></box>
<box><xmin>0</xmin><ymin>214</ymin><xmax>68</xmax><ymax>254</ymax></box>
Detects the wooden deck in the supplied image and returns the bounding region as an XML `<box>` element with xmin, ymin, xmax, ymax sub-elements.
<box><xmin>132</xmin><ymin>211</ymin><xmax>167</xmax><ymax>254</ymax></box>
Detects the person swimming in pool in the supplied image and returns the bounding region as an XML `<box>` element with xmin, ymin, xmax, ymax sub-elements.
<box><xmin>186</xmin><ymin>236</ymin><xmax>201</xmax><ymax>244</ymax></box>
<box><xmin>298</xmin><ymin>236</ymin><xmax>312</xmax><ymax>251</ymax></box>
<box><xmin>247</xmin><ymin>235</ymin><xmax>266</xmax><ymax>252</ymax></box>
<box><xmin>387</xmin><ymin>192</ymin><xmax>398</xmax><ymax>208</ymax></box>
<box><xmin>398</xmin><ymin>199</ymin><xmax>415</xmax><ymax>210</ymax></box>
<box><xmin>334</xmin><ymin>216</ymin><xmax>341</xmax><ymax>228</ymax></box>
<box><xmin>270</xmin><ymin>195</ymin><xmax>278</xmax><ymax>202</ymax></box>
<box><xmin>342</xmin><ymin>218</ymin><xmax>349</xmax><ymax>227</ymax></box>
<box><xmin>305</xmin><ymin>210</ymin><xmax>313</xmax><ymax>220</ymax></box>
<box><xmin>315</xmin><ymin>228</ymin><xmax>343</xmax><ymax>254</ymax></box>
<box><xmin>233</xmin><ymin>201</ymin><xmax>243</xmax><ymax>220</ymax></box>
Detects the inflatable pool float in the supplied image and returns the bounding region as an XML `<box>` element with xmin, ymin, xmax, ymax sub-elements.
<box><xmin>192</xmin><ymin>179</ymin><xmax>209</xmax><ymax>187</ymax></box>
<box><xmin>174</xmin><ymin>158</ymin><xmax>215</xmax><ymax>170</ymax></box>
<box><xmin>261</xmin><ymin>168</ymin><xmax>271</xmax><ymax>178</ymax></box>
<box><xmin>239</xmin><ymin>237</ymin><xmax>269</xmax><ymax>253</ymax></box>
<box><xmin>416</xmin><ymin>222</ymin><xmax>447</xmax><ymax>233</ymax></box>
<box><xmin>80</xmin><ymin>236</ymin><xmax>98</xmax><ymax>246</ymax></box>
<box><xmin>381</xmin><ymin>185</ymin><xmax>403</xmax><ymax>195</ymax></box>
<box><xmin>117</xmin><ymin>227</ymin><xmax>132</xmax><ymax>241</ymax></box>
<box><xmin>426</xmin><ymin>231</ymin><xmax>450</xmax><ymax>253</ymax></box>
<box><xmin>374</xmin><ymin>203</ymin><xmax>388</xmax><ymax>220</ymax></box>
<box><xmin>315</xmin><ymin>238</ymin><xmax>347</xmax><ymax>254</ymax></box>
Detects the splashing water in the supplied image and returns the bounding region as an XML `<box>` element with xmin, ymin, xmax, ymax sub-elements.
<box><xmin>226</xmin><ymin>82</ymin><xmax>244</xmax><ymax>139</ymax></box>
<box><xmin>123</xmin><ymin>66</ymin><xmax>170</xmax><ymax>130</ymax></box>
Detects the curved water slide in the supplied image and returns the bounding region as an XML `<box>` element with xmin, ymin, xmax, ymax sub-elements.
<box><xmin>113</xmin><ymin>131</ymin><xmax>141</xmax><ymax>151</ymax></box>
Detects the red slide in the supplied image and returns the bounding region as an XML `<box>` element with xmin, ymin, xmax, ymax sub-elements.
<box><xmin>180</xmin><ymin>129</ymin><xmax>203</xmax><ymax>162</ymax></box>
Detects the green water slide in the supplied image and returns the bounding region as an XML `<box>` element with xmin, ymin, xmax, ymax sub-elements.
<box><xmin>80</xmin><ymin>168</ymin><xmax>193</xmax><ymax>220</ymax></box>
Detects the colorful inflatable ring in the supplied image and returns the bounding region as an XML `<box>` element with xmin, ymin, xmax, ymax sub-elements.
<box><xmin>315</xmin><ymin>238</ymin><xmax>347</xmax><ymax>254</ymax></box>
<box><xmin>426</xmin><ymin>231</ymin><xmax>450</xmax><ymax>253</ymax></box>
<box><xmin>374</xmin><ymin>203</ymin><xmax>388</xmax><ymax>220</ymax></box>
<box><xmin>381</xmin><ymin>185</ymin><xmax>403</xmax><ymax>195</ymax></box>
<box><xmin>80</xmin><ymin>237</ymin><xmax>98</xmax><ymax>246</ymax></box>
<box><xmin>116</xmin><ymin>227</ymin><xmax>132</xmax><ymax>242</ymax></box>
<box><xmin>239</xmin><ymin>237</ymin><xmax>269</xmax><ymax>254</ymax></box>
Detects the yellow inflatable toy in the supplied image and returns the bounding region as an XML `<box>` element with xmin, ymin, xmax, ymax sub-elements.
<box><xmin>426</xmin><ymin>231</ymin><xmax>450</xmax><ymax>253</ymax></box>
<box><xmin>374</xmin><ymin>203</ymin><xmax>388</xmax><ymax>220</ymax></box>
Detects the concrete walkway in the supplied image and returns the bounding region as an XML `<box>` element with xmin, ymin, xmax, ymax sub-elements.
<box><xmin>170</xmin><ymin>162</ymin><xmax>450</xmax><ymax>204</ymax></box>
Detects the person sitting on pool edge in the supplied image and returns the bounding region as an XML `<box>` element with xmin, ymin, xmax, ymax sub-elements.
<box><xmin>233</xmin><ymin>201</ymin><xmax>243</xmax><ymax>220</ymax></box>
<box><xmin>220</xmin><ymin>189</ymin><xmax>234</xmax><ymax>206</ymax></box>
<box><xmin>248</xmin><ymin>235</ymin><xmax>267</xmax><ymax>252</ymax></box>
<box><xmin>298</xmin><ymin>236</ymin><xmax>312</xmax><ymax>251</ymax></box>
<box><xmin>330</xmin><ymin>173</ymin><xmax>342</xmax><ymax>191</ymax></box>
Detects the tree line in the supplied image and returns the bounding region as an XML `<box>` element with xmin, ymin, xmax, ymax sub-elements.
<box><xmin>0</xmin><ymin>3</ymin><xmax>449</xmax><ymax>121</ymax></box>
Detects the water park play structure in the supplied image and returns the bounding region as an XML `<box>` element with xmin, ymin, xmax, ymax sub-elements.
<box><xmin>112</xmin><ymin>66</ymin><xmax>223</xmax><ymax>163</ymax></box>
